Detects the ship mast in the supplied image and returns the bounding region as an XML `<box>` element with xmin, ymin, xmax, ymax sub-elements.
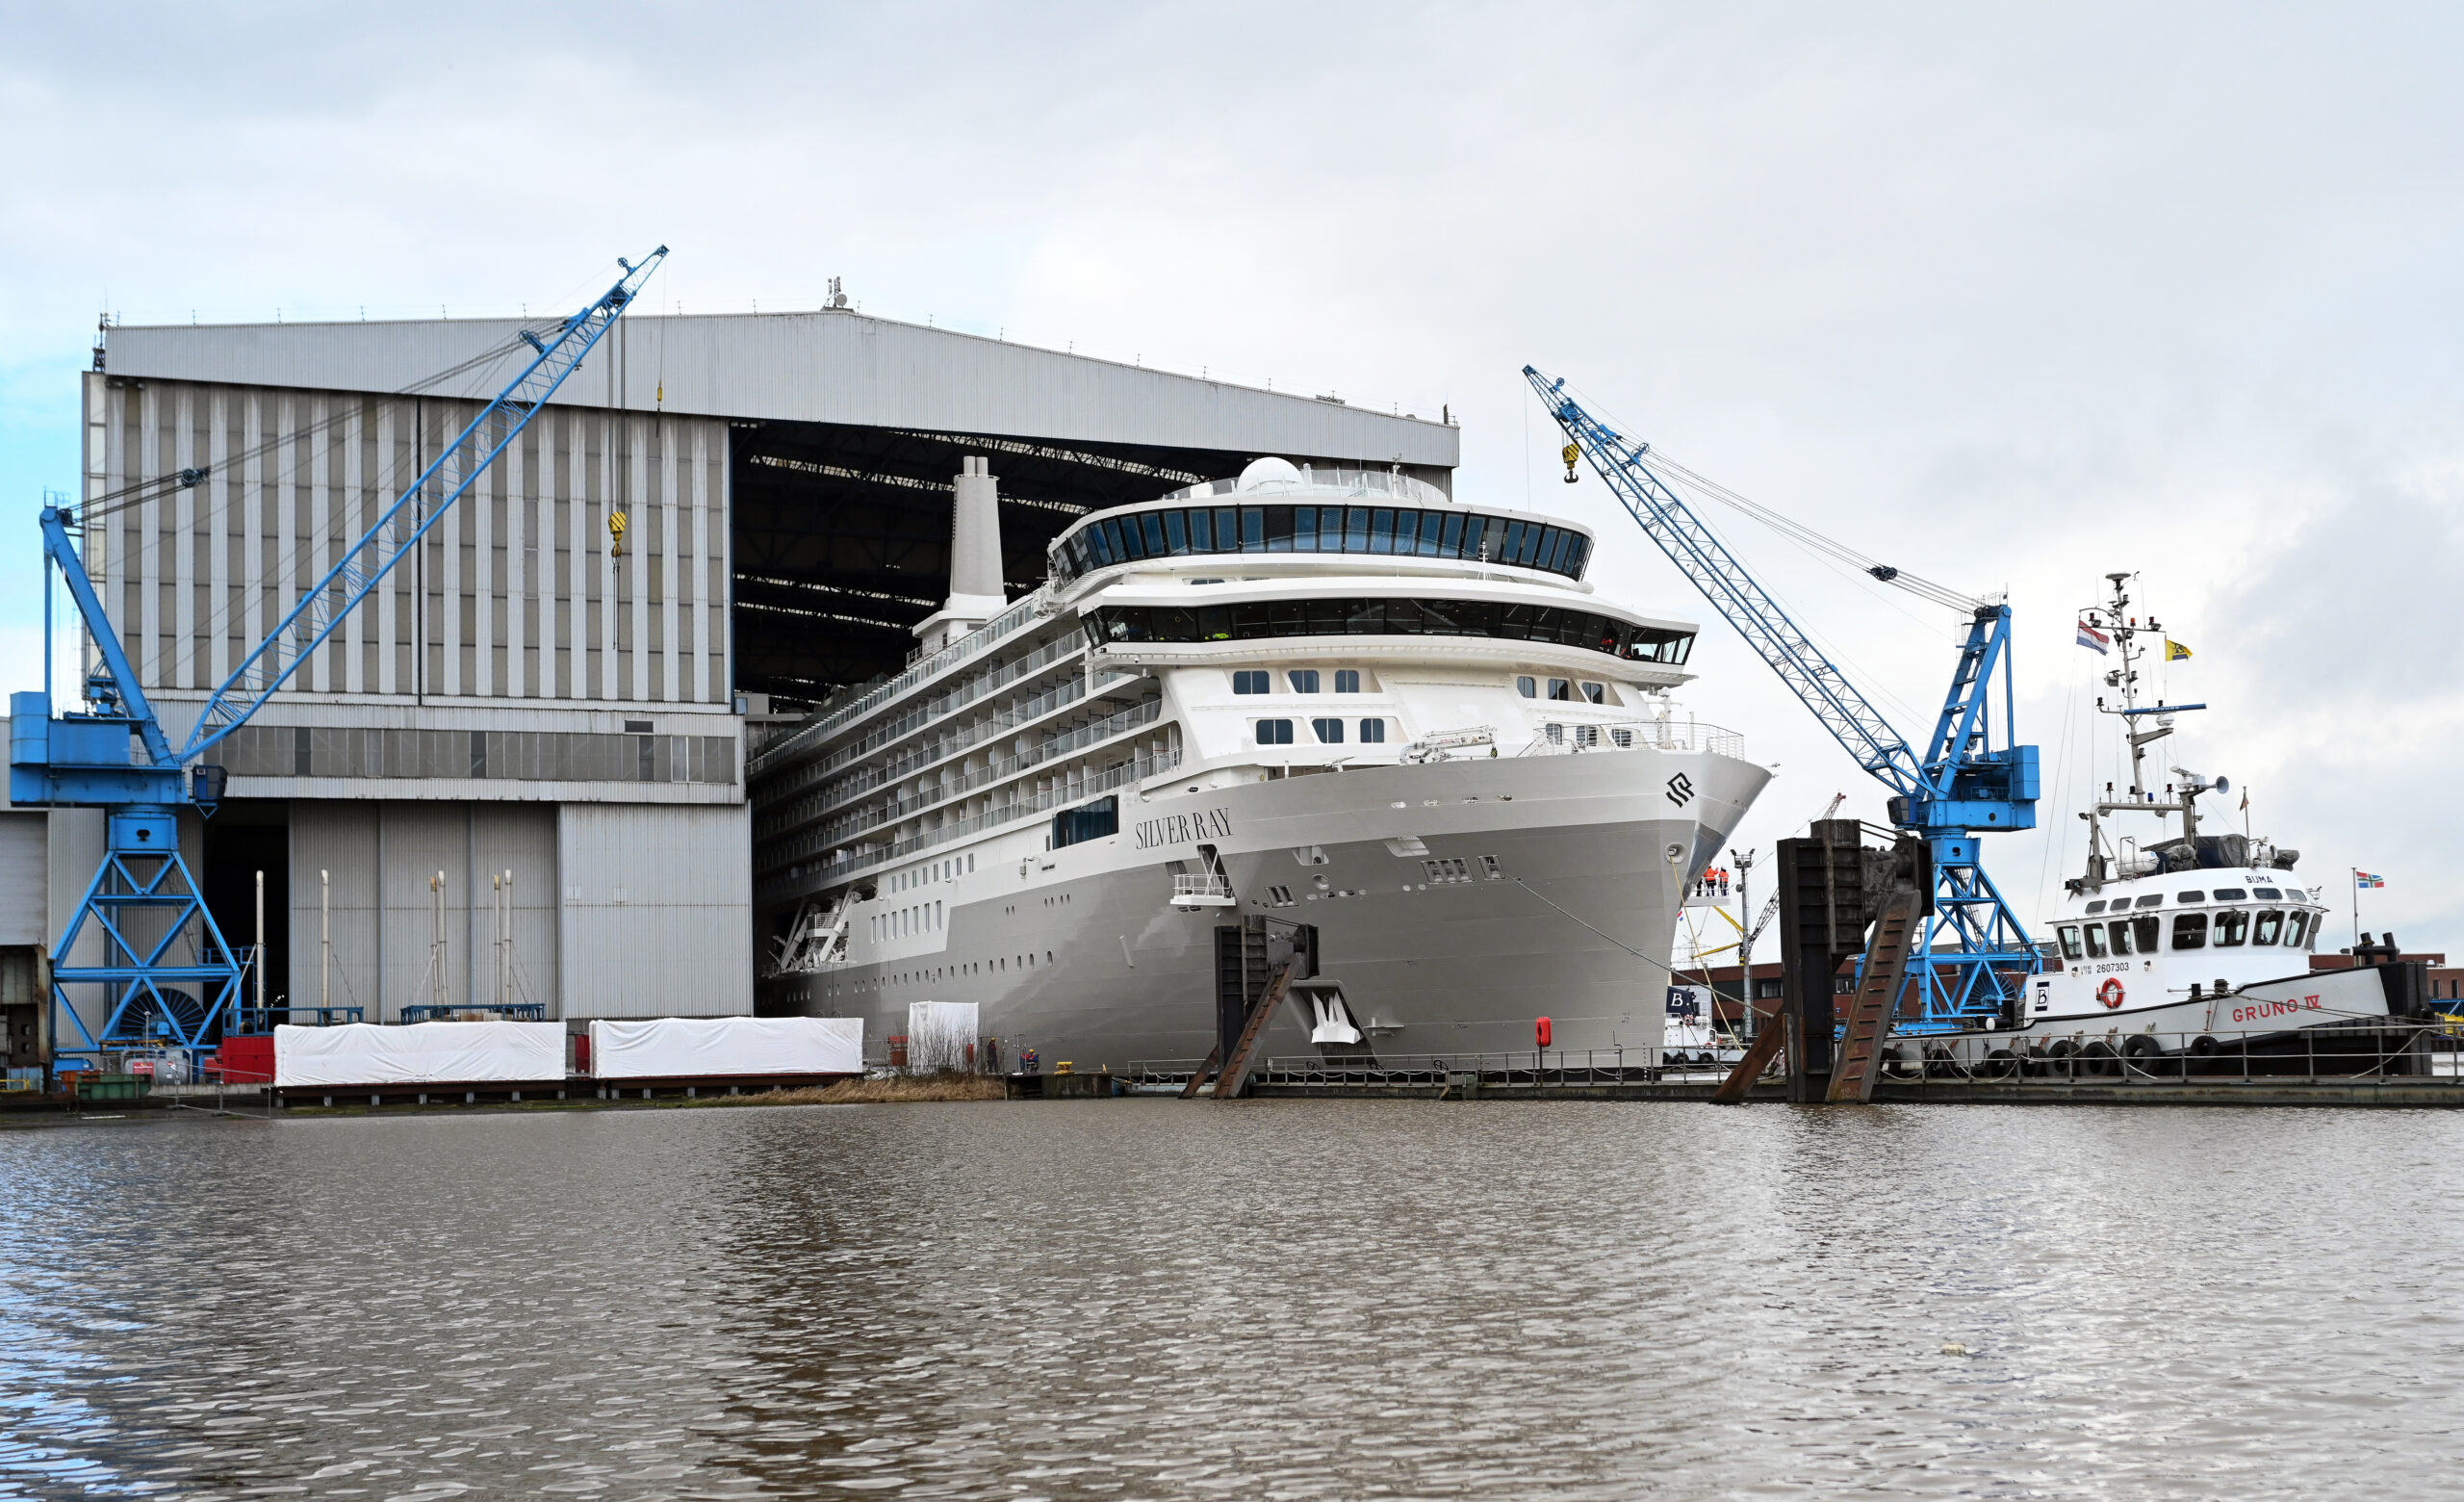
<box><xmin>2077</xmin><ymin>573</ymin><xmax>2207</xmax><ymax>891</ymax></box>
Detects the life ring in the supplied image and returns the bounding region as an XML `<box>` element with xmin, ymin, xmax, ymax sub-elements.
<box><xmin>2097</xmin><ymin>977</ymin><xmax>2126</xmax><ymax>1009</ymax></box>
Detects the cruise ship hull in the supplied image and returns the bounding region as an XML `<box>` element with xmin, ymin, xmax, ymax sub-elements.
<box><xmin>797</xmin><ymin>745</ymin><xmax>1770</xmax><ymax>1072</ymax></box>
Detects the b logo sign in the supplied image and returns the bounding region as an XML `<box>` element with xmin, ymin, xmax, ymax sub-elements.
<box><xmin>1665</xmin><ymin>772</ymin><xmax>1696</xmax><ymax>808</ymax></box>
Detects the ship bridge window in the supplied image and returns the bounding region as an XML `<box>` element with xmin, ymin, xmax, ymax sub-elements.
<box><xmin>2083</xmin><ymin>924</ymin><xmax>2108</xmax><ymax>958</ymax></box>
<box><xmin>2058</xmin><ymin>925</ymin><xmax>2084</xmax><ymax>960</ymax></box>
<box><xmin>2211</xmin><ymin>888</ymin><xmax>2248</xmax><ymax>901</ymax></box>
<box><xmin>2289</xmin><ymin>911</ymin><xmax>2314</xmax><ymax>948</ymax></box>
<box><xmin>1083</xmin><ymin>601</ymin><xmax>1691</xmax><ymax>664</ymax></box>
<box><xmin>2252</xmin><ymin>910</ymin><xmax>2284</xmax><ymax>946</ymax></box>
<box><xmin>2171</xmin><ymin>913</ymin><xmax>2208</xmax><ymax>950</ymax></box>
<box><xmin>1055</xmin><ymin>503</ymin><xmax>1594</xmax><ymax>584</ymax></box>
<box><xmin>2135</xmin><ymin>915</ymin><xmax>2162</xmax><ymax>952</ymax></box>
<box><xmin>2253</xmin><ymin>886</ymin><xmax>2283</xmax><ymax>899</ymax></box>
<box><xmin>2104</xmin><ymin>921</ymin><xmax>2130</xmax><ymax>956</ymax></box>
<box><xmin>2215</xmin><ymin>910</ymin><xmax>2249</xmax><ymax>946</ymax></box>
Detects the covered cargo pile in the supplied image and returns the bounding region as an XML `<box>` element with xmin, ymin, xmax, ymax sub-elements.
<box><xmin>906</xmin><ymin>1001</ymin><xmax>980</xmax><ymax>1073</ymax></box>
<box><xmin>273</xmin><ymin>1022</ymin><xmax>566</xmax><ymax>1089</ymax></box>
<box><xmin>587</xmin><ymin>1016</ymin><xmax>862</xmax><ymax>1081</ymax></box>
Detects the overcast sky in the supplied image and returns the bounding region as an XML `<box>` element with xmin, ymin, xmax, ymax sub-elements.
<box><xmin>5</xmin><ymin>2</ymin><xmax>2459</xmax><ymax>949</ymax></box>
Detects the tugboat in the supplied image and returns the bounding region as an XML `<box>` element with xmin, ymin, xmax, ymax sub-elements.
<box><xmin>1904</xmin><ymin>573</ymin><xmax>2422</xmax><ymax>1076</ymax></box>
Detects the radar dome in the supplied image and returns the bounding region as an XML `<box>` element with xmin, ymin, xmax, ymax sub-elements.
<box><xmin>1237</xmin><ymin>456</ymin><xmax>1302</xmax><ymax>491</ymax></box>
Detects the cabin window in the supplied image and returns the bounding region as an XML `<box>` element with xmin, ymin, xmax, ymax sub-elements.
<box><xmin>1575</xmin><ymin>725</ymin><xmax>1600</xmax><ymax>747</ymax></box>
<box><xmin>1256</xmin><ymin>719</ymin><xmax>1295</xmax><ymax>745</ymax></box>
<box><xmin>1359</xmin><ymin>719</ymin><xmax>1387</xmax><ymax>743</ymax></box>
<box><xmin>1240</xmin><ymin>507</ymin><xmax>1265</xmax><ymax>550</ymax></box>
<box><xmin>2104</xmin><ymin>921</ymin><xmax>2130</xmax><ymax>956</ymax></box>
<box><xmin>2176</xmin><ymin>891</ymin><xmax>2206</xmax><ymax>904</ymax></box>
<box><xmin>1233</xmin><ymin>670</ymin><xmax>1270</xmax><ymax>695</ymax></box>
<box><xmin>1289</xmin><ymin>669</ymin><xmax>1321</xmax><ymax>693</ymax></box>
<box><xmin>2136</xmin><ymin>894</ymin><xmax>2165</xmax><ymax>908</ymax></box>
<box><xmin>1418</xmin><ymin>511</ymin><xmax>1448</xmax><ymax>557</ymax></box>
<box><xmin>1517</xmin><ymin>676</ymin><xmax>1537</xmax><ymax>698</ymax></box>
<box><xmin>1611</xmin><ymin>728</ymin><xmax>1633</xmax><ymax>747</ymax></box>
<box><xmin>2252</xmin><ymin>910</ymin><xmax>2283</xmax><ymax>945</ymax></box>
<box><xmin>1163</xmin><ymin>509</ymin><xmax>1190</xmax><ymax>554</ymax></box>
<box><xmin>2134</xmin><ymin>915</ymin><xmax>2162</xmax><ymax>952</ymax></box>
<box><xmin>2082</xmin><ymin>924</ymin><xmax>2108</xmax><ymax>958</ymax></box>
<box><xmin>1312</xmin><ymin>717</ymin><xmax>1345</xmax><ymax>743</ymax></box>
<box><xmin>1335</xmin><ymin>669</ymin><xmax>1360</xmax><ymax>693</ymax></box>
<box><xmin>2253</xmin><ymin>886</ymin><xmax>2282</xmax><ymax>899</ymax></box>
<box><xmin>2171</xmin><ymin>913</ymin><xmax>2208</xmax><ymax>950</ymax></box>
<box><xmin>1548</xmin><ymin>679</ymin><xmax>1573</xmax><ymax>701</ymax></box>
<box><xmin>2084</xmin><ymin>900</ymin><xmax>2107</xmax><ymax>915</ymax></box>
<box><xmin>1581</xmin><ymin>682</ymin><xmax>1606</xmax><ymax>704</ymax></box>
<box><xmin>2288</xmin><ymin>912</ymin><xmax>2313</xmax><ymax>948</ymax></box>
<box><xmin>2058</xmin><ymin>925</ymin><xmax>2084</xmax><ymax>960</ymax></box>
<box><xmin>1051</xmin><ymin>795</ymin><xmax>1118</xmax><ymax>849</ymax></box>
<box><xmin>2214</xmin><ymin>910</ymin><xmax>2248</xmax><ymax>946</ymax></box>
<box><xmin>2211</xmin><ymin>887</ymin><xmax>2248</xmax><ymax>901</ymax></box>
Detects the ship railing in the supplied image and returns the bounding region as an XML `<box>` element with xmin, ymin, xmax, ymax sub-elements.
<box><xmin>1514</xmin><ymin>714</ymin><xmax>1744</xmax><ymax>759</ymax></box>
<box><xmin>1171</xmin><ymin>873</ymin><xmax>1233</xmax><ymax>900</ymax></box>
<box><xmin>1860</xmin><ymin>1022</ymin><xmax>2464</xmax><ymax>1091</ymax></box>
<box><xmin>749</xmin><ymin>588</ymin><xmax>1052</xmax><ymax>777</ymax></box>
<box><xmin>755</xmin><ymin>746</ymin><xmax>1184</xmax><ymax>903</ymax></box>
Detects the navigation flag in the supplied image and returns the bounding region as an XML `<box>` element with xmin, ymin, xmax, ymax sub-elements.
<box><xmin>2077</xmin><ymin>620</ymin><xmax>2111</xmax><ymax>655</ymax></box>
<box><xmin>2355</xmin><ymin>870</ymin><xmax>2386</xmax><ymax>889</ymax></box>
<box><xmin>2166</xmin><ymin>638</ymin><xmax>2193</xmax><ymax>661</ymax></box>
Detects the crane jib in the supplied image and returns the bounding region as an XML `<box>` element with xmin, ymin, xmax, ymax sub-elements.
<box><xmin>1523</xmin><ymin>363</ymin><xmax>2040</xmax><ymax>1028</ymax></box>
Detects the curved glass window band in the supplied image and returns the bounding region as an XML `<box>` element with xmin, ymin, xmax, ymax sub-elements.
<box><xmin>1083</xmin><ymin>599</ymin><xmax>1693</xmax><ymax>664</ymax></box>
<box><xmin>1054</xmin><ymin>506</ymin><xmax>1591</xmax><ymax>583</ymax></box>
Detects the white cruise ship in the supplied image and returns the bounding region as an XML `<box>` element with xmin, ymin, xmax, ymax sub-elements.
<box><xmin>753</xmin><ymin>456</ymin><xmax>1772</xmax><ymax>1071</ymax></box>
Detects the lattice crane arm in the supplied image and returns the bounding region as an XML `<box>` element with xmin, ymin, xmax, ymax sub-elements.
<box><xmin>1525</xmin><ymin>367</ymin><xmax>1926</xmax><ymax>800</ymax></box>
<box><xmin>179</xmin><ymin>247</ymin><xmax>668</xmax><ymax>762</ymax></box>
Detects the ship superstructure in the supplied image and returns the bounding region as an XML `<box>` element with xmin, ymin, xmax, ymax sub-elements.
<box><xmin>752</xmin><ymin>455</ymin><xmax>1772</xmax><ymax>1069</ymax></box>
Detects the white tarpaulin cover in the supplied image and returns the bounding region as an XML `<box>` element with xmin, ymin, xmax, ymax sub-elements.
<box><xmin>588</xmin><ymin>1016</ymin><xmax>863</xmax><ymax>1079</ymax></box>
<box><xmin>273</xmin><ymin>1022</ymin><xmax>567</xmax><ymax>1088</ymax></box>
<box><xmin>906</xmin><ymin>1001</ymin><xmax>980</xmax><ymax>1073</ymax></box>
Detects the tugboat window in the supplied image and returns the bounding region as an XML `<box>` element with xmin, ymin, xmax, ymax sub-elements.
<box><xmin>2211</xmin><ymin>888</ymin><xmax>2248</xmax><ymax>901</ymax></box>
<box><xmin>2058</xmin><ymin>925</ymin><xmax>2085</xmax><ymax>960</ymax></box>
<box><xmin>2176</xmin><ymin>891</ymin><xmax>2206</xmax><ymax>904</ymax></box>
<box><xmin>2288</xmin><ymin>912</ymin><xmax>2313</xmax><ymax>947</ymax></box>
<box><xmin>2101</xmin><ymin>922</ymin><xmax>2127</xmax><ymax>956</ymax></box>
<box><xmin>2253</xmin><ymin>887</ymin><xmax>2282</xmax><ymax>899</ymax></box>
<box><xmin>2134</xmin><ymin>915</ymin><xmax>2162</xmax><ymax>952</ymax></box>
<box><xmin>2214</xmin><ymin>910</ymin><xmax>2249</xmax><ymax>946</ymax></box>
<box><xmin>1335</xmin><ymin>670</ymin><xmax>1360</xmax><ymax>693</ymax></box>
<box><xmin>2252</xmin><ymin>910</ymin><xmax>2283</xmax><ymax>945</ymax></box>
<box><xmin>2171</xmin><ymin>913</ymin><xmax>2208</xmax><ymax>949</ymax></box>
<box><xmin>2084</xmin><ymin>900</ymin><xmax>2108</xmax><ymax>915</ymax></box>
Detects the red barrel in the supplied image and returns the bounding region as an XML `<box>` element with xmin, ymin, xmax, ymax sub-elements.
<box><xmin>1535</xmin><ymin>1017</ymin><xmax>1553</xmax><ymax>1049</ymax></box>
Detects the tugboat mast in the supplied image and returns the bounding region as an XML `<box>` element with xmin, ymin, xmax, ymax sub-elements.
<box><xmin>2076</xmin><ymin>573</ymin><xmax>2210</xmax><ymax>892</ymax></box>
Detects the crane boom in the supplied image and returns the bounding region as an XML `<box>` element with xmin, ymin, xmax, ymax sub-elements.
<box><xmin>1525</xmin><ymin>367</ymin><xmax>2040</xmax><ymax>1027</ymax></box>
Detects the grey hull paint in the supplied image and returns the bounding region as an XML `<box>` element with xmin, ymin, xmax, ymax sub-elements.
<box><xmin>792</xmin><ymin>746</ymin><xmax>1770</xmax><ymax>1072</ymax></box>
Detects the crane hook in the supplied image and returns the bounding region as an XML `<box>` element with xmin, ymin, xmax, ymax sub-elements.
<box><xmin>609</xmin><ymin>508</ymin><xmax>629</xmax><ymax>559</ymax></box>
<box><xmin>1561</xmin><ymin>442</ymin><xmax>1580</xmax><ymax>484</ymax></box>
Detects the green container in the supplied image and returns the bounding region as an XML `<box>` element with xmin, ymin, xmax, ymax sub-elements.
<box><xmin>81</xmin><ymin>1074</ymin><xmax>149</xmax><ymax>1101</ymax></box>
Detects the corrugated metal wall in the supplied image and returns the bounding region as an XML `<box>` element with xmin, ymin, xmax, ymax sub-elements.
<box><xmin>86</xmin><ymin>375</ymin><xmax>732</xmax><ymax>710</ymax></box>
<box><xmin>289</xmin><ymin>801</ymin><xmax>558</xmax><ymax>1020</ymax></box>
<box><xmin>558</xmin><ymin>803</ymin><xmax>753</xmax><ymax>1018</ymax></box>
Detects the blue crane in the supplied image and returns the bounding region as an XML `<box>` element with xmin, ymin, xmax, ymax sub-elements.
<box><xmin>12</xmin><ymin>248</ymin><xmax>667</xmax><ymax>1072</ymax></box>
<box><xmin>1525</xmin><ymin>367</ymin><xmax>2040</xmax><ymax>1027</ymax></box>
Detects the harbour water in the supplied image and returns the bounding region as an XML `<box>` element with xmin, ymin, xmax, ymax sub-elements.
<box><xmin>3</xmin><ymin>1101</ymin><xmax>2458</xmax><ymax>1499</ymax></box>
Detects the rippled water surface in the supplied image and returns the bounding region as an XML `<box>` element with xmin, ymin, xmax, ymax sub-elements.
<box><xmin>3</xmin><ymin>1100</ymin><xmax>2460</xmax><ymax>1499</ymax></box>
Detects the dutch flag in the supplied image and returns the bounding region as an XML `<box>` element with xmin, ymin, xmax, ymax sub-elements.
<box><xmin>2077</xmin><ymin>619</ymin><xmax>2111</xmax><ymax>655</ymax></box>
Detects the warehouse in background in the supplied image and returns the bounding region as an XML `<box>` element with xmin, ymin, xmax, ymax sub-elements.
<box><xmin>15</xmin><ymin>296</ymin><xmax>1452</xmax><ymax>1037</ymax></box>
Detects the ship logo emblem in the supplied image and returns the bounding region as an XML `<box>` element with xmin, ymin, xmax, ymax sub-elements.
<box><xmin>1665</xmin><ymin>773</ymin><xmax>1696</xmax><ymax>808</ymax></box>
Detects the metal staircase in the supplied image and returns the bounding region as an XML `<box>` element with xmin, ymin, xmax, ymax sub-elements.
<box><xmin>1827</xmin><ymin>882</ymin><xmax>1926</xmax><ymax>1102</ymax></box>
